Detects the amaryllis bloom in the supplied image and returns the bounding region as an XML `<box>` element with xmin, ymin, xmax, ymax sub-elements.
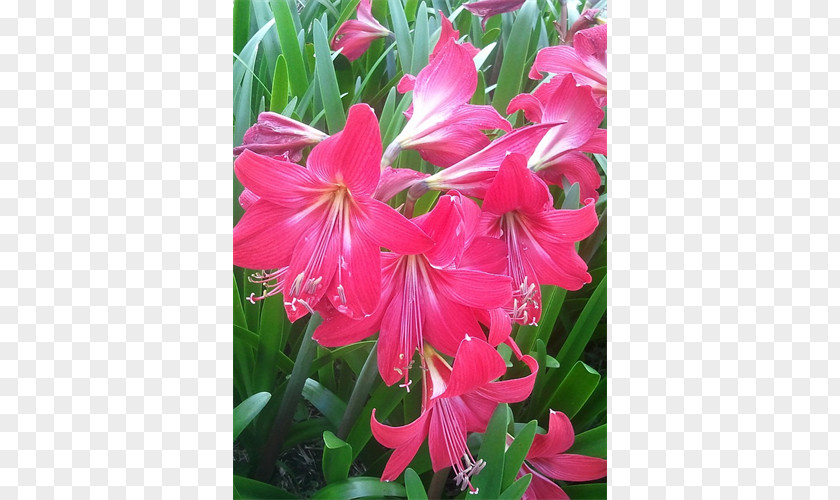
<box><xmin>233</xmin><ymin>112</ymin><xmax>328</xmax><ymax>162</ymax></box>
<box><xmin>530</xmin><ymin>24</ymin><xmax>607</xmax><ymax>106</ymax></box>
<box><xmin>382</xmin><ymin>39</ymin><xmax>511</xmax><ymax>168</ymax></box>
<box><xmin>516</xmin><ymin>410</ymin><xmax>607</xmax><ymax>500</ymax></box>
<box><xmin>414</xmin><ymin>122</ymin><xmax>556</xmax><ymax>201</ymax></box>
<box><xmin>313</xmin><ymin>192</ymin><xmax>513</xmax><ymax>386</ymax></box>
<box><xmin>463</xmin><ymin>0</ymin><xmax>526</xmax><ymax>30</ymax></box>
<box><xmin>371</xmin><ymin>337</ymin><xmax>538</xmax><ymax>492</ymax></box>
<box><xmin>331</xmin><ymin>0</ymin><xmax>391</xmax><ymax>61</ymax></box>
<box><xmin>478</xmin><ymin>154</ymin><xmax>598</xmax><ymax>325</ymax></box>
<box><xmin>233</xmin><ymin>104</ymin><xmax>434</xmax><ymax>322</ymax></box>
<box><xmin>508</xmin><ymin>73</ymin><xmax>606</xmax><ymax>202</ymax></box>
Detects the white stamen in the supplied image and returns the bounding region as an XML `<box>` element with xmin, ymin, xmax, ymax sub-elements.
<box><xmin>336</xmin><ymin>284</ymin><xmax>346</xmax><ymax>305</ymax></box>
<box><xmin>290</xmin><ymin>272</ymin><xmax>305</xmax><ymax>296</ymax></box>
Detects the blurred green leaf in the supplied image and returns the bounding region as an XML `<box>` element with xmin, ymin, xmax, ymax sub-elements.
<box><xmin>270</xmin><ymin>55</ymin><xmax>289</xmax><ymax>112</ymax></box>
<box><xmin>234</xmin><ymin>392</ymin><xmax>271</xmax><ymax>440</ymax></box>
<box><xmin>567</xmin><ymin>423</ymin><xmax>607</xmax><ymax>458</ymax></box>
<box><xmin>234</xmin><ymin>475</ymin><xmax>297</xmax><ymax>499</ymax></box>
<box><xmin>498</xmin><ymin>474</ymin><xmax>532</xmax><ymax>500</ymax></box>
<box><xmin>492</xmin><ymin>0</ymin><xmax>537</xmax><ymax>117</ymax></box>
<box><xmin>322</xmin><ymin>431</ymin><xmax>353</xmax><ymax>483</ymax></box>
<box><xmin>561</xmin><ymin>482</ymin><xmax>608</xmax><ymax>499</ymax></box>
<box><xmin>404</xmin><ymin>468</ymin><xmax>428</xmax><ymax>500</ymax></box>
<box><xmin>411</xmin><ymin>2</ymin><xmax>430</xmax><ymax>73</ymax></box>
<box><xmin>311</xmin><ymin>477</ymin><xmax>406</xmax><ymax>499</ymax></box>
<box><xmin>389</xmin><ymin>0</ymin><xmax>414</xmax><ymax>72</ymax></box>
<box><xmin>314</xmin><ymin>20</ymin><xmax>347</xmax><ymax>133</ymax></box>
<box><xmin>271</xmin><ymin>0</ymin><xmax>308</xmax><ymax>101</ymax></box>
<box><xmin>233</xmin><ymin>0</ymin><xmax>251</xmax><ymax>55</ymax></box>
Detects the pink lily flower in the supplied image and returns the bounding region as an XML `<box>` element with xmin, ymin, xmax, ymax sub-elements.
<box><xmin>530</xmin><ymin>24</ymin><xmax>607</xmax><ymax>106</ymax></box>
<box><xmin>233</xmin><ymin>104</ymin><xmax>434</xmax><ymax>322</ymax></box>
<box><xmin>331</xmin><ymin>0</ymin><xmax>391</xmax><ymax>61</ymax></box>
<box><xmin>463</xmin><ymin>0</ymin><xmax>526</xmax><ymax>30</ymax></box>
<box><xmin>233</xmin><ymin>112</ymin><xmax>328</xmax><ymax>163</ymax></box>
<box><xmin>477</xmin><ymin>154</ymin><xmax>598</xmax><ymax>325</ymax></box>
<box><xmin>371</xmin><ymin>337</ymin><xmax>538</xmax><ymax>492</ymax></box>
<box><xmin>508</xmin><ymin>73</ymin><xmax>606</xmax><ymax>202</ymax></box>
<box><xmin>313</xmin><ymin>191</ymin><xmax>513</xmax><ymax>386</ymax></box>
<box><xmin>383</xmin><ymin>39</ymin><xmax>511</xmax><ymax>168</ymax></box>
<box><xmin>517</xmin><ymin>410</ymin><xmax>607</xmax><ymax>500</ymax></box>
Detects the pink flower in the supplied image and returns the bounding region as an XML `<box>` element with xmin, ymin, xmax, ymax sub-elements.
<box><xmin>233</xmin><ymin>104</ymin><xmax>434</xmax><ymax>322</ymax></box>
<box><xmin>508</xmin><ymin>73</ymin><xmax>606</xmax><ymax>202</ymax></box>
<box><xmin>517</xmin><ymin>410</ymin><xmax>607</xmax><ymax>500</ymax></box>
<box><xmin>371</xmin><ymin>337</ymin><xmax>538</xmax><ymax>492</ymax></box>
<box><xmin>530</xmin><ymin>24</ymin><xmax>607</xmax><ymax>106</ymax></box>
<box><xmin>430</xmin><ymin>12</ymin><xmax>479</xmax><ymax>60</ymax></box>
<box><xmin>383</xmin><ymin>39</ymin><xmax>511</xmax><ymax>168</ymax></box>
<box><xmin>477</xmin><ymin>154</ymin><xmax>598</xmax><ymax>325</ymax></box>
<box><xmin>331</xmin><ymin>0</ymin><xmax>391</xmax><ymax>61</ymax></box>
<box><xmin>313</xmin><ymin>192</ymin><xmax>513</xmax><ymax>386</ymax></box>
<box><xmin>463</xmin><ymin>0</ymin><xmax>527</xmax><ymax>30</ymax></box>
<box><xmin>233</xmin><ymin>112</ymin><xmax>328</xmax><ymax>163</ymax></box>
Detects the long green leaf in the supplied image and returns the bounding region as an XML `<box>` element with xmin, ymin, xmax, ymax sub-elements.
<box><xmin>234</xmin><ymin>18</ymin><xmax>277</xmax><ymax>145</ymax></box>
<box><xmin>271</xmin><ymin>0</ymin><xmax>308</xmax><ymax>100</ymax></box>
<box><xmin>311</xmin><ymin>477</ymin><xmax>406</xmax><ymax>500</ymax></box>
<box><xmin>233</xmin><ymin>0</ymin><xmax>251</xmax><ymax>55</ymax></box>
<box><xmin>389</xmin><ymin>0</ymin><xmax>414</xmax><ymax>72</ymax></box>
<box><xmin>543</xmin><ymin>361</ymin><xmax>601</xmax><ymax>419</ymax></box>
<box><xmin>233</xmin><ymin>392</ymin><xmax>271</xmax><ymax>440</ymax></box>
<box><xmin>561</xmin><ymin>483</ymin><xmax>607</xmax><ymax>499</ymax></box>
<box><xmin>302</xmin><ymin>378</ymin><xmax>348</xmax><ymax>428</ymax></box>
<box><xmin>322</xmin><ymin>431</ymin><xmax>353</xmax><ymax>484</ymax></box>
<box><xmin>269</xmin><ymin>55</ymin><xmax>289</xmax><ymax>112</ymax></box>
<box><xmin>404</xmin><ymin>468</ymin><xmax>429</xmax><ymax>500</ymax></box>
<box><xmin>493</xmin><ymin>0</ymin><xmax>538</xmax><ymax>116</ymax></box>
<box><xmin>472</xmin><ymin>404</ymin><xmax>507</xmax><ymax>499</ymax></box>
<box><xmin>233</xmin><ymin>475</ymin><xmax>297</xmax><ymax>499</ymax></box>
<box><xmin>411</xmin><ymin>2</ymin><xmax>430</xmax><ymax>73</ymax></box>
<box><xmin>567</xmin><ymin>423</ymin><xmax>607</xmax><ymax>458</ymax></box>
<box><xmin>554</xmin><ymin>274</ymin><xmax>607</xmax><ymax>379</ymax></box>
<box><xmin>498</xmin><ymin>474</ymin><xmax>532</xmax><ymax>500</ymax></box>
<box><xmin>501</xmin><ymin>420</ymin><xmax>537</xmax><ymax>488</ymax></box>
<box><xmin>314</xmin><ymin>19</ymin><xmax>347</xmax><ymax>133</ymax></box>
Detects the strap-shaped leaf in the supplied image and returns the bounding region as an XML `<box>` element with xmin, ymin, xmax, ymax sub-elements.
<box><xmin>311</xmin><ymin>477</ymin><xmax>406</xmax><ymax>499</ymax></box>
<box><xmin>314</xmin><ymin>19</ymin><xmax>347</xmax><ymax>133</ymax></box>
<box><xmin>404</xmin><ymin>468</ymin><xmax>429</xmax><ymax>500</ymax></box>
<box><xmin>233</xmin><ymin>392</ymin><xmax>271</xmax><ymax>440</ymax></box>
<box><xmin>322</xmin><ymin>431</ymin><xmax>353</xmax><ymax>483</ymax></box>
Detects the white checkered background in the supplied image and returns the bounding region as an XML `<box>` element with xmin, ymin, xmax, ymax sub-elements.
<box><xmin>1</xmin><ymin>0</ymin><xmax>232</xmax><ymax>498</ymax></box>
<box><xmin>610</xmin><ymin>1</ymin><xmax>838</xmax><ymax>499</ymax></box>
<box><xmin>1</xmin><ymin>0</ymin><xmax>837</xmax><ymax>498</ymax></box>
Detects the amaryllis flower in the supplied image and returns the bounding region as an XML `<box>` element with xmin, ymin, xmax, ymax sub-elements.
<box><xmin>233</xmin><ymin>104</ymin><xmax>434</xmax><ymax>322</ymax></box>
<box><xmin>382</xmin><ymin>39</ymin><xmax>511</xmax><ymax>168</ymax></box>
<box><xmin>508</xmin><ymin>73</ymin><xmax>606</xmax><ymax>202</ymax></box>
<box><xmin>516</xmin><ymin>410</ymin><xmax>607</xmax><ymax>500</ymax></box>
<box><xmin>233</xmin><ymin>112</ymin><xmax>327</xmax><ymax>162</ymax></box>
<box><xmin>331</xmin><ymin>0</ymin><xmax>391</xmax><ymax>61</ymax></box>
<box><xmin>530</xmin><ymin>24</ymin><xmax>607</xmax><ymax>106</ymax></box>
<box><xmin>371</xmin><ymin>337</ymin><xmax>538</xmax><ymax>492</ymax></box>
<box><xmin>478</xmin><ymin>154</ymin><xmax>598</xmax><ymax>325</ymax></box>
<box><xmin>463</xmin><ymin>0</ymin><xmax>526</xmax><ymax>30</ymax></box>
<box><xmin>313</xmin><ymin>192</ymin><xmax>513</xmax><ymax>386</ymax></box>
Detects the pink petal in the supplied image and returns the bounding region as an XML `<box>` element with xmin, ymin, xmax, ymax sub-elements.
<box><xmin>532</xmin><ymin>75</ymin><xmax>604</xmax><ymax>164</ymax></box>
<box><xmin>524</xmin><ymin>229</ymin><xmax>592</xmax><ymax>291</ymax></box>
<box><xmin>520</xmin><ymin>463</ymin><xmax>570</xmax><ymax>500</ymax></box>
<box><xmin>537</xmin><ymin>152</ymin><xmax>602</xmax><ymax>203</ymax></box>
<box><xmin>238</xmin><ymin>188</ymin><xmax>260</xmax><ymax>211</ymax></box>
<box><xmin>436</xmin><ymin>336</ymin><xmax>507</xmax><ymax>400</ymax></box>
<box><xmin>579</xmin><ymin>128</ymin><xmax>606</xmax><ymax>155</ymax></box>
<box><xmin>412</xmin><ymin>192</ymin><xmax>480</xmax><ymax>267</ymax></box>
<box><xmin>411</xmin><ymin>39</ymin><xmax>476</xmax><ymax>119</ymax></box>
<box><xmin>233</xmin><ymin>199</ymin><xmax>317</xmax><ymax>270</ymax></box>
<box><xmin>328</xmin><ymin>232</ymin><xmax>381</xmax><ymax>319</ymax></box>
<box><xmin>414</xmin><ymin>127</ymin><xmax>491</xmax><ymax>167</ymax></box>
<box><xmin>528</xmin><ymin>453</ymin><xmax>608</xmax><ymax>482</ymax></box>
<box><xmin>458</xmin><ymin>391</ymin><xmax>502</xmax><ymax>433</ymax></box>
<box><xmin>306</xmin><ymin>104</ymin><xmax>382</xmax><ymax>196</ymax></box>
<box><xmin>486</xmin><ymin>307</ymin><xmax>512</xmax><ymax>346</ymax></box>
<box><xmin>429</xmin><ymin>12</ymin><xmax>479</xmax><ymax>60</ymax></box>
<box><xmin>283</xmin><ymin>216</ymin><xmax>342</xmax><ymax>322</ymax></box>
<box><xmin>371</xmin><ymin>409</ymin><xmax>432</xmax><ymax>481</ymax></box>
<box><xmin>535</xmin><ymin>199</ymin><xmax>599</xmax><ymax>243</ymax></box>
<box><xmin>374</xmin><ymin>167</ymin><xmax>430</xmax><ymax>202</ymax></box>
<box><xmin>427</xmin><ymin>401</ymin><xmax>469</xmax><ymax>471</ymax></box>
<box><xmin>377</xmin><ymin>288</ymin><xmax>414</xmax><ymax>386</ymax></box>
<box><xmin>507</xmin><ymin>93</ymin><xmax>544</xmax><ymax>123</ymax></box>
<box><xmin>312</xmin><ymin>304</ymin><xmax>382</xmax><ymax>347</ymax></box>
<box><xmin>233</xmin><ymin>112</ymin><xmax>327</xmax><ymax>157</ymax></box>
<box><xmin>356</xmin><ymin>0</ymin><xmax>378</xmax><ymax>26</ymax></box>
<box><xmin>332</xmin><ymin>24</ymin><xmax>383</xmax><ymax>61</ymax></box>
<box><xmin>475</xmin><ymin>354</ymin><xmax>538</xmax><ymax>403</ymax></box>
<box><xmin>528</xmin><ymin>410</ymin><xmax>575</xmax><ymax>459</ymax></box>
<box><xmin>459</xmin><ymin>236</ymin><xmax>508</xmax><ymax>274</ymax></box>
<box><xmin>435</xmin><ymin>268</ymin><xmax>512</xmax><ymax>310</ymax></box>
<box><xmin>354</xmin><ymin>198</ymin><xmax>434</xmax><ymax>254</ymax></box>
<box><xmin>234</xmin><ymin>150</ymin><xmax>324</xmax><ymax>206</ymax></box>
<box><xmin>482</xmin><ymin>154</ymin><xmax>552</xmax><ymax>215</ymax></box>
<box><xmin>397</xmin><ymin>73</ymin><xmax>416</xmax><ymax>93</ymax></box>
<box><xmin>422</xmin><ymin>291</ymin><xmax>486</xmax><ymax>356</ymax></box>
<box><xmin>456</xmin><ymin>103</ymin><xmax>512</xmax><ymax>131</ymax></box>
<box><xmin>530</xmin><ymin>43</ymin><xmax>605</xmax><ymax>89</ymax></box>
<box><xmin>573</xmin><ymin>24</ymin><xmax>607</xmax><ymax>79</ymax></box>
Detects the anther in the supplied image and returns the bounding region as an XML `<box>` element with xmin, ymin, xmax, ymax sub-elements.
<box><xmin>290</xmin><ymin>272</ymin><xmax>305</xmax><ymax>296</ymax></box>
<box><xmin>336</xmin><ymin>284</ymin><xmax>346</xmax><ymax>305</ymax></box>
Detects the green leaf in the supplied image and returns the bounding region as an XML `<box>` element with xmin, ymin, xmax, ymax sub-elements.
<box><xmin>472</xmin><ymin>404</ymin><xmax>507</xmax><ymax>499</ymax></box>
<box><xmin>347</xmin><ymin>381</ymin><xmax>408</xmax><ymax>460</ymax></box>
<box><xmin>270</xmin><ymin>0</ymin><xmax>308</xmax><ymax>100</ymax></box>
<box><xmin>254</xmin><ymin>294</ymin><xmax>290</xmax><ymax>392</ymax></box>
<box><xmin>498</xmin><ymin>474</ymin><xmax>532</xmax><ymax>500</ymax></box>
<box><xmin>567</xmin><ymin>423</ymin><xmax>607</xmax><ymax>458</ymax></box>
<box><xmin>389</xmin><ymin>0</ymin><xmax>414</xmax><ymax>72</ymax></box>
<box><xmin>310</xmin><ymin>477</ymin><xmax>406</xmax><ymax>500</ymax></box>
<box><xmin>330</xmin><ymin>0</ymin><xmax>363</xmax><ymax>40</ymax></box>
<box><xmin>269</xmin><ymin>55</ymin><xmax>289</xmax><ymax>112</ymax></box>
<box><xmin>411</xmin><ymin>2</ymin><xmax>430</xmax><ymax>74</ymax></box>
<box><xmin>234</xmin><ymin>18</ymin><xmax>277</xmax><ymax>146</ymax></box>
<box><xmin>561</xmin><ymin>483</ymin><xmax>607</xmax><ymax>499</ymax></box>
<box><xmin>233</xmin><ymin>0</ymin><xmax>251</xmax><ymax>55</ymax></box>
<box><xmin>233</xmin><ymin>275</ymin><xmax>247</xmax><ymax>328</ymax></box>
<box><xmin>314</xmin><ymin>19</ymin><xmax>347</xmax><ymax>133</ymax></box>
<box><xmin>404</xmin><ymin>468</ymin><xmax>428</xmax><ymax>500</ymax></box>
<box><xmin>501</xmin><ymin>420</ymin><xmax>536</xmax><ymax>488</ymax></box>
<box><xmin>233</xmin><ymin>392</ymin><xmax>271</xmax><ymax>440</ymax></box>
<box><xmin>234</xmin><ymin>325</ymin><xmax>295</xmax><ymax>374</ymax></box>
<box><xmin>322</xmin><ymin>431</ymin><xmax>353</xmax><ymax>483</ymax></box>
<box><xmin>302</xmin><ymin>378</ymin><xmax>348</xmax><ymax>428</ymax></box>
<box><xmin>233</xmin><ymin>475</ymin><xmax>297</xmax><ymax>499</ymax></box>
<box><xmin>541</xmin><ymin>361</ymin><xmax>601</xmax><ymax>419</ymax></box>
<box><xmin>561</xmin><ymin>182</ymin><xmax>580</xmax><ymax>210</ymax></box>
<box><xmin>492</xmin><ymin>0</ymin><xmax>538</xmax><ymax>117</ymax></box>
<box><xmin>572</xmin><ymin>377</ymin><xmax>607</xmax><ymax>429</ymax></box>
<box><xmin>554</xmin><ymin>274</ymin><xmax>607</xmax><ymax>379</ymax></box>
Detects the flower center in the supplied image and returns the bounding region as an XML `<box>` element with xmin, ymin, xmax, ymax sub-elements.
<box><xmin>500</xmin><ymin>213</ymin><xmax>539</xmax><ymax>326</ymax></box>
<box><xmin>436</xmin><ymin>398</ymin><xmax>484</xmax><ymax>494</ymax></box>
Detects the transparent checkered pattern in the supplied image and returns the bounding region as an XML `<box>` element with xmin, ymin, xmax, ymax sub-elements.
<box><xmin>1</xmin><ymin>0</ymin><xmax>232</xmax><ymax>498</ymax></box>
<box><xmin>609</xmin><ymin>1</ymin><xmax>838</xmax><ymax>499</ymax></box>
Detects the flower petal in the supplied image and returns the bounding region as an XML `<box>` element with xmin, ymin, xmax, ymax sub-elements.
<box><xmin>413</xmin><ymin>126</ymin><xmax>492</xmax><ymax>168</ymax></box>
<box><xmin>507</xmin><ymin>93</ymin><xmax>544</xmax><ymax>123</ymax></box>
<box><xmin>412</xmin><ymin>39</ymin><xmax>476</xmax><ymax>119</ymax></box>
<box><xmin>234</xmin><ymin>150</ymin><xmax>324</xmax><ymax>206</ymax></box>
<box><xmin>537</xmin><ymin>151</ymin><xmax>602</xmax><ymax>202</ymax></box>
<box><xmin>528</xmin><ymin>410</ymin><xmax>575</xmax><ymax>458</ymax></box>
<box><xmin>520</xmin><ymin>463</ymin><xmax>570</xmax><ymax>500</ymax></box>
<box><xmin>464</xmin><ymin>0</ymin><xmax>527</xmax><ymax>30</ymax></box>
<box><xmin>427</xmin><ymin>401</ymin><xmax>469</xmax><ymax>471</ymax></box>
<box><xmin>459</xmin><ymin>236</ymin><xmax>508</xmax><ymax>274</ymax></box>
<box><xmin>483</xmin><ymin>153</ymin><xmax>552</xmax><ymax>215</ymax></box>
<box><xmin>436</xmin><ymin>268</ymin><xmax>512</xmax><ymax>310</ymax></box>
<box><xmin>328</xmin><ymin>230</ymin><xmax>381</xmax><ymax>319</ymax></box>
<box><xmin>579</xmin><ymin>128</ymin><xmax>606</xmax><ymax>155</ymax></box>
<box><xmin>531</xmin><ymin>75</ymin><xmax>604</xmax><ymax>164</ymax></box>
<box><xmin>374</xmin><ymin>167</ymin><xmax>430</xmax><ymax>202</ymax></box>
<box><xmin>233</xmin><ymin>199</ymin><xmax>318</xmax><ymax>270</ymax></box>
<box><xmin>332</xmin><ymin>22</ymin><xmax>383</xmax><ymax>61</ymax></box>
<box><xmin>312</xmin><ymin>304</ymin><xmax>382</xmax><ymax>347</ymax></box>
<box><xmin>412</xmin><ymin>192</ymin><xmax>480</xmax><ymax>267</ymax></box>
<box><xmin>238</xmin><ymin>188</ymin><xmax>260</xmax><ymax>211</ymax></box>
<box><xmin>377</xmin><ymin>286</ymin><xmax>422</xmax><ymax>386</ymax></box>
<box><xmin>422</xmin><ymin>291</ymin><xmax>487</xmax><ymax>356</ymax></box>
<box><xmin>436</xmin><ymin>336</ymin><xmax>507</xmax><ymax>400</ymax></box>
<box><xmin>486</xmin><ymin>306</ymin><xmax>512</xmax><ymax>346</ymax></box>
<box><xmin>306</xmin><ymin>104</ymin><xmax>382</xmax><ymax>196</ymax></box>
<box><xmin>535</xmin><ymin>199</ymin><xmax>599</xmax><ymax>243</ymax></box>
<box><xmin>530</xmin><ymin>43</ymin><xmax>605</xmax><ymax>88</ymax></box>
<box><xmin>371</xmin><ymin>409</ymin><xmax>432</xmax><ymax>481</ymax></box>
<box><xmin>233</xmin><ymin>112</ymin><xmax>327</xmax><ymax>157</ymax></box>
<box><xmin>397</xmin><ymin>73</ymin><xmax>416</xmax><ymax>93</ymax></box>
<box><xmin>354</xmin><ymin>198</ymin><xmax>434</xmax><ymax>254</ymax></box>
<box><xmin>528</xmin><ymin>453</ymin><xmax>608</xmax><ymax>482</ymax></box>
<box><xmin>573</xmin><ymin>24</ymin><xmax>607</xmax><ymax>79</ymax></box>
<box><xmin>283</xmin><ymin>215</ymin><xmax>342</xmax><ymax>322</ymax></box>
<box><xmin>475</xmin><ymin>354</ymin><xmax>538</xmax><ymax>403</ymax></box>
<box><xmin>523</xmin><ymin>230</ymin><xmax>592</xmax><ymax>291</ymax></box>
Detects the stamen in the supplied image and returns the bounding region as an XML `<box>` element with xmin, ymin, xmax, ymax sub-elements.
<box><xmin>290</xmin><ymin>272</ymin><xmax>305</xmax><ymax>296</ymax></box>
<box><xmin>398</xmin><ymin>378</ymin><xmax>412</xmax><ymax>392</ymax></box>
<box><xmin>304</xmin><ymin>276</ymin><xmax>323</xmax><ymax>294</ymax></box>
<box><xmin>336</xmin><ymin>284</ymin><xmax>346</xmax><ymax>305</ymax></box>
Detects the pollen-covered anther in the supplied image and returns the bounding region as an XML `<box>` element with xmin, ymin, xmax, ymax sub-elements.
<box><xmin>304</xmin><ymin>276</ymin><xmax>323</xmax><ymax>294</ymax></box>
<box><xmin>290</xmin><ymin>272</ymin><xmax>306</xmax><ymax>296</ymax></box>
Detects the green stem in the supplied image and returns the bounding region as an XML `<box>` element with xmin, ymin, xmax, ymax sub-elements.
<box><xmin>337</xmin><ymin>344</ymin><xmax>379</xmax><ymax>440</ymax></box>
<box><xmin>253</xmin><ymin>312</ymin><xmax>323</xmax><ymax>481</ymax></box>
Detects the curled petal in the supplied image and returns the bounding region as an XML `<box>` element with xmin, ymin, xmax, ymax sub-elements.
<box><xmin>507</xmin><ymin>93</ymin><xmax>544</xmax><ymax>123</ymax></box>
<box><xmin>476</xmin><ymin>354</ymin><xmax>538</xmax><ymax>403</ymax></box>
<box><xmin>572</xmin><ymin>24</ymin><xmax>607</xmax><ymax>78</ymax></box>
<box><xmin>528</xmin><ymin>410</ymin><xmax>575</xmax><ymax>458</ymax></box>
<box><xmin>371</xmin><ymin>409</ymin><xmax>432</xmax><ymax>481</ymax></box>
<box><xmin>579</xmin><ymin>128</ymin><xmax>607</xmax><ymax>155</ymax></box>
<box><xmin>528</xmin><ymin>453</ymin><xmax>608</xmax><ymax>482</ymax></box>
<box><xmin>464</xmin><ymin>0</ymin><xmax>527</xmax><ymax>30</ymax></box>
<box><xmin>537</xmin><ymin>151</ymin><xmax>602</xmax><ymax>203</ymax></box>
<box><xmin>520</xmin><ymin>462</ymin><xmax>570</xmax><ymax>500</ymax></box>
<box><xmin>238</xmin><ymin>188</ymin><xmax>260</xmax><ymax>211</ymax></box>
<box><xmin>485</xmin><ymin>306</ymin><xmax>512</xmax><ymax>346</ymax></box>
<box><xmin>397</xmin><ymin>73</ymin><xmax>417</xmax><ymax>93</ymax></box>
<box><xmin>436</xmin><ymin>336</ymin><xmax>507</xmax><ymax>400</ymax></box>
<box><xmin>482</xmin><ymin>153</ymin><xmax>552</xmax><ymax>215</ymax></box>
<box><xmin>431</xmin><ymin>11</ymin><xmax>480</xmax><ymax>60</ymax></box>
